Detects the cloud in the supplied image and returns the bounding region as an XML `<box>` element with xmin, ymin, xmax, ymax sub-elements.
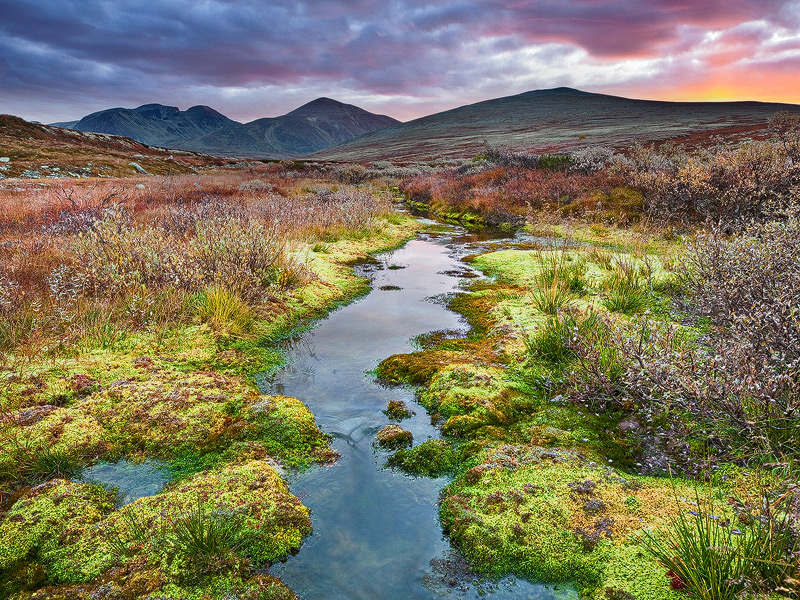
<box><xmin>0</xmin><ymin>0</ymin><xmax>798</xmax><ymax>123</ymax></box>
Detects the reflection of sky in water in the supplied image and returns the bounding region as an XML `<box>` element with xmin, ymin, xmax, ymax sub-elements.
<box><xmin>264</xmin><ymin>235</ymin><xmax>577</xmax><ymax>600</ymax></box>
<box><xmin>80</xmin><ymin>459</ymin><xmax>170</xmax><ymax>507</ymax></box>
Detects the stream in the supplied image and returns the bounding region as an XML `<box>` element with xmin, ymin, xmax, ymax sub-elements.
<box><xmin>260</xmin><ymin>225</ymin><xmax>575</xmax><ymax>600</ymax></box>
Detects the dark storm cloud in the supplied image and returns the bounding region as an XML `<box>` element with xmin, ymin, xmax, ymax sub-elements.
<box><xmin>0</xmin><ymin>0</ymin><xmax>798</xmax><ymax>122</ymax></box>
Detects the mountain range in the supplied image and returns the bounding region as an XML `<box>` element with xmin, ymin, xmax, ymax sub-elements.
<box><xmin>54</xmin><ymin>98</ymin><xmax>399</xmax><ymax>158</ymax></box>
<box><xmin>45</xmin><ymin>88</ymin><xmax>800</xmax><ymax>161</ymax></box>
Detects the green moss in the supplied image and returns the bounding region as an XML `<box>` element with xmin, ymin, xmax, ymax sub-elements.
<box><xmin>382</xmin><ymin>400</ymin><xmax>414</xmax><ymax>421</ymax></box>
<box><xmin>375</xmin><ymin>424</ymin><xmax>414</xmax><ymax>450</ymax></box>
<box><xmin>2</xmin><ymin>462</ymin><xmax>305</xmax><ymax>599</ymax></box>
<box><xmin>109</xmin><ymin>460</ymin><xmax>311</xmax><ymax>567</ymax></box>
<box><xmin>386</xmin><ymin>440</ymin><xmax>458</xmax><ymax>477</ymax></box>
<box><xmin>441</xmin><ymin>447</ymin><xmax>698</xmax><ymax>595</ymax></box>
<box><xmin>0</xmin><ymin>480</ymin><xmax>116</xmax><ymax>585</ymax></box>
<box><xmin>247</xmin><ymin>395</ymin><xmax>334</xmax><ymax>467</ymax></box>
<box><xmin>419</xmin><ymin>364</ymin><xmax>509</xmax><ymax>417</ymax></box>
<box><xmin>376</xmin><ymin>350</ymin><xmax>457</xmax><ymax>385</ymax></box>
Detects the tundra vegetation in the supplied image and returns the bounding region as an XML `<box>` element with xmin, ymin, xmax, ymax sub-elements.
<box><xmin>0</xmin><ymin>163</ymin><xmax>417</xmax><ymax>599</ymax></box>
<box><xmin>380</xmin><ymin>117</ymin><xmax>800</xmax><ymax>599</ymax></box>
<box><xmin>1</xmin><ymin>114</ymin><xmax>800</xmax><ymax>600</ymax></box>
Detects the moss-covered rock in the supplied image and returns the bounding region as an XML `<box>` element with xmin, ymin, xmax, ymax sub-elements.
<box><xmin>1</xmin><ymin>461</ymin><xmax>311</xmax><ymax>599</ymax></box>
<box><xmin>441</xmin><ymin>445</ymin><xmax>698</xmax><ymax>598</ymax></box>
<box><xmin>375</xmin><ymin>425</ymin><xmax>413</xmax><ymax>450</ymax></box>
<box><xmin>376</xmin><ymin>350</ymin><xmax>458</xmax><ymax>385</ymax></box>
<box><xmin>0</xmin><ymin>359</ymin><xmax>331</xmax><ymax>484</ymax></box>
<box><xmin>419</xmin><ymin>363</ymin><xmax>509</xmax><ymax>418</ymax></box>
<box><xmin>0</xmin><ymin>480</ymin><xmax>116</xmax><ymax>587</ymax></box>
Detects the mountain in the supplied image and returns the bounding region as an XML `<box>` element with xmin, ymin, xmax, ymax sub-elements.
<box><xmin>68</xmin><ymin>104</ymin><xmax>239</xmax><ymax>147</ymax></box>
<box><xmin>179</xmin><ymin>98</ymin><xmax>400</xmax><ymax>158</ymax></box>
<box><xmin>57</xmin><ymin>98</ymin><xmax>400</xmax><ymax>158</ymax></box>
<box><xmin>312</xmin><ymin>87</ymin><xmax>800</xmax><ymax>161</ymax></box>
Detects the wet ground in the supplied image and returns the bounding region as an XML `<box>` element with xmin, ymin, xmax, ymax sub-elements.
<box><xmin>262</xmin><ymin>227</ymin><xmax>576</xmax><ymax>600</ymax></box>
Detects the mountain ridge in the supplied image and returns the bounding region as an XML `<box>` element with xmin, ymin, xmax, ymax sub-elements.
<box><xmin>44</xmin><ymin>87</ymin><xmax>800</xmax><ymax>162</ymax></box>
<box><xmin>57</xmin><ymin>98</ymin><xmax>400</xmax><ymax>158</ymax></box>
<box><xmin>311</xmin><ymin>87</ymin><xmax>800</xmax><ymax>161</ymax></box>
<box><xmin>180</xmin><ymin>98</ymin><xmax>399</xmax><ymax>158</ymax></box>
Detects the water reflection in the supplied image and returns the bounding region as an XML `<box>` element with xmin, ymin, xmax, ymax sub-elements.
<box><xmin>262</xmin><ymin>233</ymin><xmax>576</xmax><ymax>600</ymax></box>
<box><xmin>79</xmin><ymin>459</ymin><xmax>170</xmax><ymax>507</ymax></box>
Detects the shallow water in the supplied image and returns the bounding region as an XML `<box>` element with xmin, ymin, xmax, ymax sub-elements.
<box><xmin>79</xmin><ymin>459</ymin><xmax>170</xmax><ymax>507</ymax></box>
<box><xmin>262</xmin><ymin>231</ymin><xmax>576</xmax><ymax>600</ymax></box>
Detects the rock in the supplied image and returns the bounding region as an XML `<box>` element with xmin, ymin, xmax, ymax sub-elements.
<box><xmin>129</xmin><ymin>161</ymin><xmax>148</xmax><ymax>174</ymax></box>
<box><xmin>376</xmin><ymin>424</ymin><xmax>413</xmax><ymax>449</ymax></box>
<box><xmin>0</xmin><ymin>157</ymin><xmax>9</xmax><ymax>162</ymax></box>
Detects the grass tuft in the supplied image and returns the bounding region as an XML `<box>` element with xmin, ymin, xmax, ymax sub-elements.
<box><xmin>193</xmin><ymin>286</ymin><xmax>255</xmax><ymax>339</ymax></box>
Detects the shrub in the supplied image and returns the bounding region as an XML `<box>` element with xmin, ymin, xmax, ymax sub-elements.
<box><xmin>484</xmin><ymin>146</ymin><xmax>540</xmax><ymax>169</ymax></box>
<box><xmin>620</xmin><ymin>136</ymin><xmax>800</xmax><ymax>223</ymax></box>
<box><xmin>72</xmin><ymin>211</ymin><xmax>292</xmax><ymax>301</ymax></box>
<box><xmin>674</xmin><ymin>214</ymin><xmax>800</xmax><ymax>460</ymax></box>
<box><xmin>569</xmin><ymin>146</ymin><xmax>618</xmax><ymax>174</ymax></box>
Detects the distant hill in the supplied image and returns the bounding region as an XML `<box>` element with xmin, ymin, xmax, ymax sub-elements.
<box><xmin>0</xmin><ymin>114</ymin><xmax>220</xmax><ymax>179</ymax></box>
<box><xmin>57</xmin><ymin>99</ymin><xmax>400</xmax><ymax>158</ymax></box>
<box><xmin>68</xmin><ymin>104</ymin><xmax>239</xmax><ymax>148</ymax></box>
<box><xmin>179</xmin><ymin>97</ymin><xmax>400</xmax><ymax>158</ymax></box>
<box><xmin>312</xmin><ymin>87</ymin><xmax>800</xmax><ymax>161</ymax></box>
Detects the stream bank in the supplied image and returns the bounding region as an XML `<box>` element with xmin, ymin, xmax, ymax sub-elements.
<box><xmin>265</xmin><ymin>227</ymin><xmax>572</xmax><ymax>599</ymax></box>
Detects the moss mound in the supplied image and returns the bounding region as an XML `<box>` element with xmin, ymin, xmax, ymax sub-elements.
<box><xmin>1</xmin><ymin>461</ymin><xmax>310</xmax><ymax>599</ymax></box>
<box><xmin>375</xmin><ymin>425</ymin><xmax>413</xmax><ymax>450</ymax></box>
<box><xmin>386</xmin><ymin>440</ymin><xmax>459</xmax><ymax>477</ymax></box>
<box><xmin>441</xmin><ymin>446</ymin><xmax>693</xmax><ymax>599</ymax></box>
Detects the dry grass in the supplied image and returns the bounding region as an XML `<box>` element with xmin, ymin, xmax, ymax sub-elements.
<box><xmin>0</xmin><ymin>167</ymin><xmax>392</xmax><ymax>354</ymax></box>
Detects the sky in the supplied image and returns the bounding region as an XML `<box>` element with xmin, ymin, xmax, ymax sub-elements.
<box><xmin>1</xmin><ymin>0</ymin><xmax>799</xmax><ymax>124</ymax></box>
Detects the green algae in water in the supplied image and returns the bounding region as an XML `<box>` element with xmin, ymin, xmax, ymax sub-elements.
<box><xmin>79</xmin><ymin>459</ymin><xmax>171</xmax><ymax>506</ymax></box>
